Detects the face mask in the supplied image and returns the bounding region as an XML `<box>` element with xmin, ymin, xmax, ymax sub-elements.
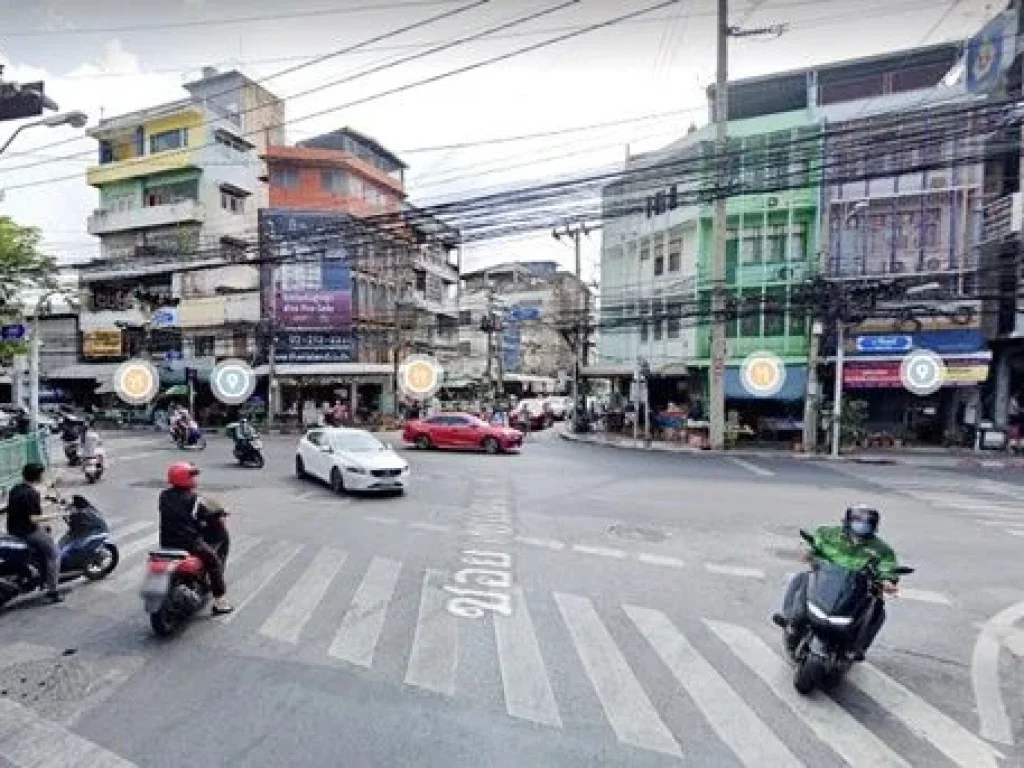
<box><xmin>850</xmin><ymin>520</ymin><xmax>873</xmax><ymax>537</ymax></box>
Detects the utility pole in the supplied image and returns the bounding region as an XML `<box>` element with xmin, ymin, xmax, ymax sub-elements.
<box><xmin>553</xmin><ymin>221</ymin><xmax>593</xmax><ymax>430</ymax></box>
<box><xmin>708</xmin><ymin>0</ymin><xmax>730</xmax><ymax>451</ymax></box>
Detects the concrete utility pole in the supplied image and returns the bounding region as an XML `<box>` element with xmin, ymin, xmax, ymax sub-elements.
<box><xmin>553</xmin><ymin>221</ymin><xmax>595</xmax><ymax>430</ymax></box>
<box><xmin>708</xmin><ymin>0</ymin><xmax>730</xmax><ymax>450</ymax></box>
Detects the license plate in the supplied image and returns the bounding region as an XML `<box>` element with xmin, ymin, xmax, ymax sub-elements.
<box><xmin>140</xmin><ymin>572</ymin><xmax>170</xmax><ymax>598</ymax></box>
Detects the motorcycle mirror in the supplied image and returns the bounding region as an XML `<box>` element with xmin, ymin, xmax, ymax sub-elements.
<box><xmin>798</xmin><ymin>529</ymin><xmax>814</xmax><ymax>544</ymax></box>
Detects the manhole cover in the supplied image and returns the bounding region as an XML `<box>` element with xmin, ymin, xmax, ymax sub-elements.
<box><xmin>607</xmin><ymin>523</ymin><xmax>670</xmax><ymax>543</ymax></box>
<box><xmin>129</xmin><ymin>479</ymin><xmax>241</xmax><ymax>492</ymax></box>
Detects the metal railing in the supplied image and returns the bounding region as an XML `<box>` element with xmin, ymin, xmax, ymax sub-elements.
<box><xmin>0</xmin><ymin>431</ymin><xmax>50</xmax><ymax>508</ymax></box>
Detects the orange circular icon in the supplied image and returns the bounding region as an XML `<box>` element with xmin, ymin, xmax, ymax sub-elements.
<box><xmin>113</xmin><ymin>359</ymin><xmax>159</xmax><ymax>405</ymax></box>
<box><xmin>739</xmin><ymin>352</ymin><xmax>785</xmax><ymax>397</ymax></box>
<box><xmin>407</xmin><ymin>363</ymin><xmax>434</xmax><ymax>391</ymax></box>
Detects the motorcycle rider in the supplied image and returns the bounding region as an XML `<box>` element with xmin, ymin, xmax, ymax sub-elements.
<box><xmin>773</xmin><ymin>504</ymin><xmax>900</xmax><ymax>661</ymax></box>
<box><xmin>3</xmin><ymin>463</ymin><xmax>63</xmax><ymax>602</ymax></box>
<box><xmin>158</xmin><ymin>462</ymin><xmax>233</xmax><ymax>615</ymax></box>
<box><xmin>79</xmin><ymin>419</ymin><xmax>104</xmax><ymax>469</ymax></box>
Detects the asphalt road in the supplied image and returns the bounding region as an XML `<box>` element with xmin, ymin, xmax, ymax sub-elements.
<box><xmin>0</xmin><ymin>428</ymin><xmax>1021</xmax><ymax>767</ymax></box>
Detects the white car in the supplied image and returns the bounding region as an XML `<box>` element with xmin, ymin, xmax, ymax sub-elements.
<box><xmin>295</xmin><ymin>427</ymin><xmax>409</xmax><ymax>494</ymax></box>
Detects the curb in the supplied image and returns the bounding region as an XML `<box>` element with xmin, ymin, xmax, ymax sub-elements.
<box><xmin>556</xmin><ymin>430</ymin><xmax>1024</xmax><ymax>470</ymax></box>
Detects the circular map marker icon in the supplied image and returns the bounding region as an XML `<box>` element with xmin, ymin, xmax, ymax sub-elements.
<box><xmin>211</xmin><ymin>359</ymin><xmax>256</xmax><ymax>405</ymax></box>
<box><xmin>399</xmin><ymin>355</ymin><xmax>442</xmax><ymax>400</ymax></box>
<box><xmin>900</xmin><ymin>350</ymin><xmax>946</xmax><ymax>396</ymax></box>
<box><xmin>739</xmin><ymin>351</ymin><xmax>786</xmax><ymax>398</ymax></box>
<box><xmin>112</xmin><ymin>359</ymin><xmax>160</xmax><ymax>406</ymax></box>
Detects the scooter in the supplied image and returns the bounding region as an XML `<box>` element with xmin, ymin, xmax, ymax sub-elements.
<box><xmin>784</xmin><ymin>529</ymin><xmax>913</xmax><ymax>694</ymax></box>
<box><xmin>233</xmin><ymin>435</ymin><xmax>264</xmax><ymax>468</ymax></box>
<box><xmin>173</xmin><ymin>424</ymin><xmax>207</xmax><ymax>451</ymax></box>
<box><xmin>0</xmin><ymin>494</ymin><xmax>119</xmax><ymax>607</ymax></box>
<box><xmin>141</xmin><ymin>505</ymin><xmax>229</xmax><ymax>637</ymax></box>
<box><xmin>63</xmin><ymin>439</ymin><xmax>81</xmax><ymax>466</ymax></box>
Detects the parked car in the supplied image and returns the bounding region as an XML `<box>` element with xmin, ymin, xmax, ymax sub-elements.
<box><xmin>509</xmin><ymin>399</ymin><xmax>553</xmax><ymax>431</ymax></box>
<box><xmin>544</xmin><ymin>396</ymin><xmax>571</xmax><ymax>421</ymax></box>
<box><xmin>403</xmin><ymin>413</ymin><xmax>523</xmax><ymax>454</ymax></box>
<box><xmin>295</xmin><ymin>427</ymin><xmax>409</xmax><ymax>494</ymax></box>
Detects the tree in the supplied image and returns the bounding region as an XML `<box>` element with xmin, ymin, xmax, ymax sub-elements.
<box><xmin>0</xmin><ymin>217</ymin><xmax>57</xmax><ymax>362</ymax></box>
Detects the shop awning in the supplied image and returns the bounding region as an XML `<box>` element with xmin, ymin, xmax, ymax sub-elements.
<box><xmin>724</xmin><ymin>364</ymin><xmax>808</xmax><ymax>401</ymax></box>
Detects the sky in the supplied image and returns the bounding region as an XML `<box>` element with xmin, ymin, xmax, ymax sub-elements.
<box><xmin>0</xmin><ymin>0</ymin><xmax>997</xmax><ymax>283</ymax></box>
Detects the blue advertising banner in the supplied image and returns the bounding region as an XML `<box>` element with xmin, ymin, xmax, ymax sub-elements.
<box><xmin>850</xmin><ymin>329</ymin><xmax>986</xmax><ymax>356</ymax></box>
<box><xmin>967</xmin><ymin>9</ymin><xmax>1017</xmax><ymax>94</ymax></box>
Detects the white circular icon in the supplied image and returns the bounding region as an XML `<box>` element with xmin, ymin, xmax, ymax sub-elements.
<box><xmin>399</xmin><ymin>355</ymin><xmax>443</xmax><ymax>400</ymax></box>
<box><xmin>112</xmin><ymin>359</ymin><xmax>160</xmax><ymax>406</ymax></box>
<box><xmin>739</xmin><ymin>351</ymin><xmax>786</xmax><ymax>398</ymax></box>
<box><xmin>899</xmin><ymin>350</ymin><xmax>946</xmax><ymax>396</ymax></box>
<box><xmin>211</xmin><ymin>359</ymin><xmax>256</xmax><ymax>405</ymax></box>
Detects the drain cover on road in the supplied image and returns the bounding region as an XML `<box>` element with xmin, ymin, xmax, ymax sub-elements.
<box><xmin>607</xmin><ymin>523</ymin><xmax>670</xmax><ymax>543</ymax></box>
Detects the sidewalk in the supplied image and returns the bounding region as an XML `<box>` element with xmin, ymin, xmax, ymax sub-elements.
<box><xmin>557</xmin><ymin>427</ymin><xmax>1024</xmax><ymax>470</ymax></box>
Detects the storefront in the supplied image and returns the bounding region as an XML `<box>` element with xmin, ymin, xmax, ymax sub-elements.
<box><xmin>254</xmin><ymin>363</ymin><xmax>395</xmax><ymax>428</ymax></box>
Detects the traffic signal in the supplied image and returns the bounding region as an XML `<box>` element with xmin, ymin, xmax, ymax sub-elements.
<box><xmin>0</xmin><ymin>82</ymin><xmax>52</xmax><ymax>122</ymax></box>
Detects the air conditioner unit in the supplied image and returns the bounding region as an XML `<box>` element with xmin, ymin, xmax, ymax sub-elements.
<box><xmin>925</xmin><ymin>257</ymin><xmax>942</xmax><ymax>271</ymax></box>
<box><xmin>927</xmin><ymin>173</ymin><xmax>949</xmax><ymax>189</ymax></box>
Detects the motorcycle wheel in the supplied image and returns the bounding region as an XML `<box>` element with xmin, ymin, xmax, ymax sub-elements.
<box><xmin>252</xmin><ymin>453</ymin><xmax>265</xmax><ymax>469</ymax></box>
<box><xmin>83</xmin><ymin>543</ymin><xmax>119</xmax><ymax>581</ymax></box>
<box><xmin>150</xmin><ymin>607</ymin><xmax>181</xmax><ymax>637</ymax></box>
<box><xmin>794</xmin><ymin>655</ymin><xmax>824</xmax><ymax>694</ymax></box>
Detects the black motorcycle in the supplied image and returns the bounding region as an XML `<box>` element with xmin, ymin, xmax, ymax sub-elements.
<box><xmin>785</xmin><ymin>529</ymin><xmax>913</xmax><ymax>694</ymax></box>
<box><xmin>233</xmin><ymin>435</ymin><xmax>265</xmax><ymax>468</ymax></box>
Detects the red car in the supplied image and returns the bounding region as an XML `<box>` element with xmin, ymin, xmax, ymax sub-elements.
<box><xmin>403</xmin><ymin>413</ymin><xmax>523</xmax><ymax>454</ymax></box>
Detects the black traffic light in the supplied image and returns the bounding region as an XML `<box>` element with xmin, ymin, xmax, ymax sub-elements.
<box><xmin>0</xmin><ymin>82</ymin><xmax>52</xmax><ymax>122</ymax></box>
<box><xmin>185</xmin><ymin>367</ymin><xmax>198</xmax><ymax>386</ymax></box>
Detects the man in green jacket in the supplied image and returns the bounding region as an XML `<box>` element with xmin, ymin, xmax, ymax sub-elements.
<box><xmin>773</xmin><ymin>504</ymin><xmax>901</xmax><ymax>661</ymax></box>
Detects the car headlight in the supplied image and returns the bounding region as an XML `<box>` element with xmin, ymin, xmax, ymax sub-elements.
<box><xmin>344</xmin><ymin>465</ymin><xmax>367</xmax><ymax>474</ymax></box>
<box><xmin>807</xmin><ymin>602</ymin><xmax>853</xmax><ymax>626</ymax></box>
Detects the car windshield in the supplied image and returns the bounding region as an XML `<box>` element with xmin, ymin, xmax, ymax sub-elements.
<box><xmin>332</xmin><ymin>432</ymin><xmax>387</xmax><ymax>453</ymax></box>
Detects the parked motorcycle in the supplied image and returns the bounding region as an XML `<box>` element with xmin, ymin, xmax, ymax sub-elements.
<box><xmin>785</xmin><ymin>529</ymin><xmax>913</xmax><ymax>694</ymax></box>
<box><xmin>0</xmin><ymin>494</ymin><xmax>119</xmax><ymax>607</ymax></box>
<box><xmin>141</xmin><ymin>503</ymin><xmax>229</xmax><ymax>637</ymax></box>
<box><xmin>233</xmin><ymin>435</ymin><xmax>264</xmax><ymax>468</ymax></box>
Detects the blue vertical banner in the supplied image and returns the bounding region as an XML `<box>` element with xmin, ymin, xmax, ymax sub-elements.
<box><xmin>967</xmin><ymin>9</ymin><xmax>1018</xmax><ymax>94</ymax></box>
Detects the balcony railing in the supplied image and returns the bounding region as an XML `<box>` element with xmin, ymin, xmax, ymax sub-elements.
<box><xmin>981</xmin><ymin>192</ymin><xmax>1022</xmax><ymax>245</ymax></box>
<box><xmin>87</xmin><ymin>200</ymin><xmax>205</xmax><ymax>235</ymax></box>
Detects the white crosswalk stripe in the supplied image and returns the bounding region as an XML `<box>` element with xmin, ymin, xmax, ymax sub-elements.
<box><xmin>109</xmin><ymin>521</ymin><xmax>153</xmax><ymax>541</ymax></box>
<box><xmin>705</xmin><ymin>620</ymin><xmax>912</xmax><ymax>768</ymax></box>
<box><xmin>554</xmin><ymin>592</ymin><xmax>681</xmax><ymax>757</ymax></box>
<box><xmin>79</xmin><ymin>531</ymin><xmax>987</xmax><ymax>765</ymax></box>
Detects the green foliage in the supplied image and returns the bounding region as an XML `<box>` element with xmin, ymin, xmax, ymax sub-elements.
<box><xmin>0</xmin><ymin>217</ymin><xmax>57</xmax><ymax>313</ymax></box>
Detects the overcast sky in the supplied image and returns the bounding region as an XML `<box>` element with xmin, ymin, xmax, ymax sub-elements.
<box><xmin>0</xmin><ymin>0</ymin><xmax>995</xmax><ymax>281</ymax></box>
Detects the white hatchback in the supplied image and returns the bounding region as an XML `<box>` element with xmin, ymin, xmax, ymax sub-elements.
<box><xmin>295</xmin><ymin>428</ymin><xmax>409</xmax><ymax>494</ymax></box>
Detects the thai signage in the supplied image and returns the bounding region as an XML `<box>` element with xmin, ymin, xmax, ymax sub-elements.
<box><xmin>844</xmin><ymin>358</ymin><xmax>990</xmax><ymax>389</ymax></box>
<box><xmin>274</xmin><ymin>331</ymin><xmax>354</xmax><ymax>364</ymax></box>
<box><xmin>81</xmin><ymin>329</ymin><xmax>123</xmax><ymax>359</ymax></box>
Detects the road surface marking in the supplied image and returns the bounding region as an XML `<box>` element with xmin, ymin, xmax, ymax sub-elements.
<box><xmin>626</xmin><ymin>606</ymin><xmax>801</xmax><ymax>767</ymax></box>
<box><xmin>364</xmin><ymin>515</ymin><xmax>400</xmax><ymax>525</ymax></box>
<box><xmin>848</xmin><ymin>663</ymin><xmax>1002</xmax><ymax>768</ymax></box>
<box><xmin>727</xmin><ymin>457</ymin><xmax>775</xmax><ymax>477</ymax></box>
<box><xmin>494</xmin><ymin>587</ymin><xmax>562</xmax><ymax>727</ymax></box>
<box><xmin>704</xmin><ymin>563</ymin><xmax>765</xmax><ymax>579</ymax></box>
<box><xmin>706</xmin><ymin>620</ymin><xmax>911</xmax><ymax>768</ymax></box>
<box><xmin>97</xmin><ymin>534</ymin><xmax>160</xmax><ymax>593</ymax></box>
<box><xmin>572</xmin><ymin>544</ymin><xmax>627</xmax><ymax>559</ymax></box>
<box><xmin>972</xmin><ymin>600</ymin><xmax>1024</xmax><ymax>744</ymax></box>
<box><xmin>259</xmin><ymin>547</ymin><xmax>346</xmax><ymax>643</ymax></box>
<box><xmin>408</xmin><ymin>522</ymin><xmax>451</xmax><ymax>533</ymax></box>
<box><xmin>554</xmin><ymin>592</ymin><xmax>681</xmax><ymax>757</ymax></box>
<box><xmin>112</xmin><ymin>450</ymin><xmax>163</xmax><ymax>463</ymax></box>
<box><xmin>109</xmin><ymin>521</ymin><xmax>154</xmax><ymax>540</ymax></box>
<box><xmin>637</xmin><ymin>553</ymin><xmax>686</xmax><ymax>569</ymax></box>
<box><xmin>113</xmin><ymin>533</ymin><xmax>159</xmax><ymax>561</ymax></box>
<box><xmin>220</xmin><ymin>541</ymin><xmax>302</xmax><ymax>623</ymax></box>
<box><xmin>0</xmin><ymin>698</ymin><xmax>138</xmax><ymax>768</ymax></box>
<box><xmin>897</xmin><ymin>589</ymin><xmax>952</xmax><ymax>606</ymax></box>
<box><xmin>1002</xmin><ymin>628</ymin><xmax>1024</xmax><ymax>657</ymax></box>
<box><xmin>405</xmin><ymin>569</ymin><xmax>458</xmax><ymax>695</ymax></box>
<box><xmin>514</xmin><ymin>536</ymin><xmax>566</xmax><ymax>551</ymax></box>
<box><xmin>975</xmin><ymin>520</ymin><xmax>1017</xmax><ymax>527</ymax></box>
<box><xmin>329</xmin><ymin>556</ymin><xmax>402</xmax><ymax>667</ymax></box>
<box><xmin>1008</xmin><ymin>529</ymin><xmax>1024</xmax><ymax>537</ymax></box>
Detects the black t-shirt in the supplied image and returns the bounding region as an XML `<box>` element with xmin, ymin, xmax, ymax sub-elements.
<box><xmin>6</xmin><ymin>482</ymin><xmax>42</xmax><ymax>537</ymax></box>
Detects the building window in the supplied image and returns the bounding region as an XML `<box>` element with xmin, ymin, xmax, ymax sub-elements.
<box><xmin>321</xmin><ymin>170</ymin><xmax>348</xmax><ymax>194</ymax></box>
<box><xmin>788</xmin><ymin>286</ymin><xmax>806</xmax><ymax>337</ymax></box>
<box><xmin>458</xmin><ymin>341</ymin><xmax>472</xmax><ymax>357</ymax></box>
<box><xmin>668</xmin><ymin>231</ymin><xmax>682</xmax><ymax>271</ymax></box>
<box><xmin>459</xmin><ymin>310</ymin><xmax>473</xmax><ymax>326</ymax></box>
<box><xmin>741</xmin><ymin>227</ymin><xmax>763</xmax><ymax>264</ymax></box>
<box><xmin>215</xmin><ymin>132</ymin><xmax>248</xmax><ymax>153</ymax></box>
<box><xmin>149</xmin><ymin>129</ymin><xmax>187</xmax><ymax>154</ymax></box>
<box><xmin>640</xmin><ymin>322</ymin><xmax>649</xmax><ymax>342</ymax></box>
<box><xmin>193</xmin><ymin>335</ymin><xmax>215</xmax><ymax>357</ymax></box>
<box><xmin>221</xmin><ymin>190</ymin><xmax>245</xmax><ymax>214</ymax></box>
<box><xmin>652</xmin><ymin>318</ymin><xmax>663</xmax><ymax>341</ymax></box>
<box><xmin>763</xmin><ymin>287</ymin><xmax>786</xmax><ymax>337</ymax></box>
<box><xmin>639</xmin><ymin>239</ymin><xmax>650</xmax><ymax>261</ymax></box>
<box><xmin>271</xmin><ymin>167</ymin><xmax>298</xmax><ymax>188</ymax></box>
<box><xmin>666</xmin><ymin>301</ymin><xmax>681</xmax><ymax>338</ymax></box>
<box><xmin>654</xmin><ymin>255</ymin><xmax>665</xmax><ymax>276</ymax></box>
<box><xmin>232</xmin><ymin>330</ymin><xmax>248</xmax><ymax>357</ymax></box>
<box><xmin>767</xmin><ymin>225</ymin><xmax>787</xmax><ymax>263</ymax></box>
<box><xmin>789</xmin><ymin>222</ymin><xmax>808</xmax><ymax>261</ymax></box>
<box><xmin>740</xmin><ymin>289</ymin><xmax>761</xmax><ymax>337</ymax></box>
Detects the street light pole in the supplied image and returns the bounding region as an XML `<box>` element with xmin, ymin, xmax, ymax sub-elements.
<box><xmin>708</xmin><ymin>0</ymin><xmax>729</xmax><ymax>451</ymax></box>
<box><xmin>0</xmin><ymin>111</ymin><xmax>87</xmax><ymax>157</ymax></box>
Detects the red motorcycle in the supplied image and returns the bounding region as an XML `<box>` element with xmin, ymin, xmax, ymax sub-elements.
<box><xmin>141</xmin><ymin>503</ymin><xmax>229</xmax><ymax>637</ymax></box>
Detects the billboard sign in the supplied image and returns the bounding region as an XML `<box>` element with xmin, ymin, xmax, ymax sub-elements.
<box><xmin>966</xmin><ymin>9</ymin><xmax>1017</xmax><ymax>94</ymax></box>
<box><xmin>259</xmin><ymin>210</ymin><xmax>354</xmax><ymax>334</ymax></box>
<box><xmin>82</xmin><ymin>329</ymin><xmax>123</xmax><ymax>359</ymax></box>
<box><xmin>274</xmin><ymin>331</ymin><xmax>354</xmax><ymax>364</ymax></box>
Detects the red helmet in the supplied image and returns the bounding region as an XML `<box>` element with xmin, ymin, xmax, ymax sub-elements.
<box><xmin>167</xmin><ymin>462</ymin><xmax>199</xmax><ymax>490</ymax></box>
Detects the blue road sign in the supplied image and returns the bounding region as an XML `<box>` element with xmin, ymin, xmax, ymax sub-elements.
<box><xmin>854</xmin><ymin>335</ymin><xmax>912</xmax><ymax>354</ymax></box>
<box><xmin>1</xmin><ymin>324</ymin><xmax>28</xmax><ymax>342</ymax></box>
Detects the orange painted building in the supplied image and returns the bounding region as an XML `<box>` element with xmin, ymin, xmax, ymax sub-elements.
<box><xmin>264</xmin><ymin>127</ymin><xmax>406</xmax><ymax>217</ymax></box>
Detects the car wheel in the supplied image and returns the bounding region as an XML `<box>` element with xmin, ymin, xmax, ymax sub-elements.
<box><xmin>330</xmin><ymin>467</ymin><xmax>346</xmax><ymax>494</ymax></box>
<box><xmin>482</xmin><ymin>437</ymin><xmax>500</xmax><ymax>455</ymax></box>
<box><xmin>414</xmin><ymin>435</ymin><xmax>431</xmax><ymax>450</ymax></box>
<box><xmin>295</xmin><ymin>456</ymin><xmax>307</xmax><ymax>480</ymax></box>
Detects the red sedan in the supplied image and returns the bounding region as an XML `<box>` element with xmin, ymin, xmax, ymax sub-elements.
<box><xmin>403</xmin><ymin>413</ymin><xmax>523</xmax><ymax>454</ymax></box>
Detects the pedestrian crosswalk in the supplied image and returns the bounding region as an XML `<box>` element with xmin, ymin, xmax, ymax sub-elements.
<box><xmin>59</xmin><ymin>517</ymin><xmax>1000</xmax><ymax>766</ymax></box>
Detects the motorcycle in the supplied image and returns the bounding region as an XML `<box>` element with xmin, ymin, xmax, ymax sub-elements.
<box><xmin>233</xmin><ymin>435</ymin><xmax>264</xmax><ymax>468</ymax></box>
<box><xmin>785</xmin><ymin>529</ymin><xmax>914</xmax><ymax>694</ymax></box>
<box><xmin>63</xmin><ymin>439</ymin><xmax>81</xmax><ymax>466</ymax></box>
<box><xmin>82</xmin><ymin>453</ymin><xmax>105</xmax><ymax>483</ymax></box>
<box><xmin>172</xmin><ymin>423</ymin><xmax>206</xmax><ymax>451</ymax></box>
<box><xmin>141</xmin><ymin>504</ymin><xmax>229</xmax><ymax>637</ymax></box>
<box><xmin>0</xmin><ymin>494</ymin><xmax>119</xmax><ymax>607</ymax></box>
